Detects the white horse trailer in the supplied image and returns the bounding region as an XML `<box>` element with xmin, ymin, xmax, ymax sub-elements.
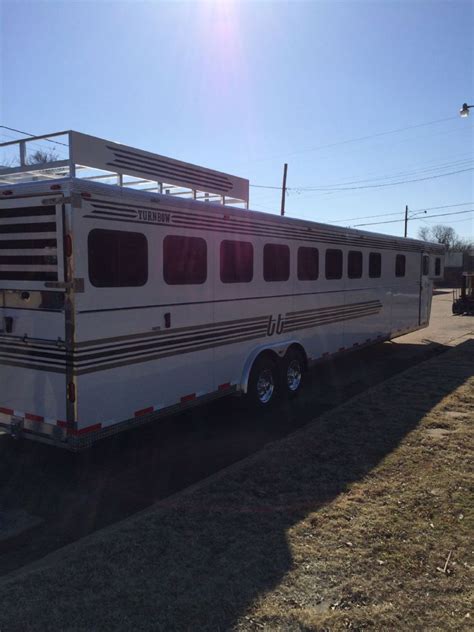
<box><xmin>0</xmin><ymin>131</ymin><xmax>444</xmax><ymax>450</ymax></box>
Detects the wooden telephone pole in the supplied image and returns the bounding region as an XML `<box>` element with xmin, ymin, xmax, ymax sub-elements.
<box><xmin>404</xmin><ymin>205</ymin><xmax>408</xmax><ymax>238</ymax></box>
<box><xmin>280</xmin><ymin>163</ymin><xmax>288</xmax><ymax>216</ymax></box>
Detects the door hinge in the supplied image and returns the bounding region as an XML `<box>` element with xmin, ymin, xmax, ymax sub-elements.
<box><xmin>44</xmin><ymin>278</ymin><xmax>85</xmax><ymax>293</ymax></box>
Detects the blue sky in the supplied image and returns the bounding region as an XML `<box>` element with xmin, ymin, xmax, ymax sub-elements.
<box><xmin>1</xmin><ymin>0</ymin><xmax>473</xmax><ymax>240</ymax></box>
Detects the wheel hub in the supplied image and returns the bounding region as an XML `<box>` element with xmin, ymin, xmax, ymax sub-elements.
<box><xmin>256</xmin><ymin>368</ymin><xmax>274</xmax><ymax>404</ymax></box>
<box><xmin>287</xmin><ymin>359</ymin><xmax>302</xmax><ymax>392</ymax></box>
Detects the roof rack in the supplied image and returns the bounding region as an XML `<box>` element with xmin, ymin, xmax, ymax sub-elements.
<box><xmin>0</xmin><ymin>130</ymin><xmax>249</xmax><ymax>208</ymax></box>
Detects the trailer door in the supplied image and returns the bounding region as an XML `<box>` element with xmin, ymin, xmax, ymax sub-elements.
<box><xmin>0</xmin><ymin>194</ymin><xmax>67</xmax><ymax>424</ymax></box>
<box><xmin>419</xmin><ymin>252</ymin><xmax>431</xmax><ymax>326</ymax></box>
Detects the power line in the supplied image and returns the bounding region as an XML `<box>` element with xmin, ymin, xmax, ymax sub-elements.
<box><xmin>281</xmin><ymin>146</ymin><xmax>474</xmax><ymax>204</ymax></box>
<box><xmin>233</xmin><ymin>114</ymin><xmax>468</xmax><ymax>168</ymax></box>
<box><xmin>250</xmin><ymin>198</ymin><xmax>474</xmax><ymax>229</ymax></box>
<box><xmin>0</xmin><ymin>125</ymin><xmax>68</xmax><ymax>146</ymax></box>
<box><xmin>285</xmin><ymin>116</ymin><xmax>459</xmax><ymax>158</ymax></box>
<box><xmin>278</xmin><ymin>116</ymin><xmax>463</xmax><ymax>163</ymax></box>
<box><xmin>290</xmin><ymin>166</ymin><xmax>474</xmax><ymax>192</ymax></box>
<box><xmin>431</xmin><ymin>215</ymin><xmax>474</xmax><ymax>225</ymax></box>
<box><xmin>330</xmin><ymin>202</ymin><xmax>474</xmax><ymax>224</ymax></box>
<box><xmin>291</xmin><ymin>158</ymin><xmax>473</xmax><ymax>191</ymax></box>
<box><xmin>250</xmin><ymin>161</ymin><xmax>473</xmax><ymax>192</ymax></box>
<box><xmin>353</xmin><ymin>209</ymin><xmax>474</xmax><ymax>228</ymax></box>
<box><xmin>250</xmin><ymin>183</ymin><xmax>282</xmax><ymax>190</ymax></box>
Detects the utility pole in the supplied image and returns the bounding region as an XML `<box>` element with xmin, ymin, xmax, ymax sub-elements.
<box><xmin>404</xmin><ymin>204</ymin><xmax>408</xmax><ymax>238</ymax></box>
<box><xmin>280</xmin><ymin>163</ymin><xmax>288</xmax><ymax>216</ymax></box>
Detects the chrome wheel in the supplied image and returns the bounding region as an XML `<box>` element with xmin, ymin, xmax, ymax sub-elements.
<box><xmin>286</xmin><ymin>359</ymin><xmax>302</xmax><ymax>392</ymax></box>
<box><xmin>256</xmin><ymin>368</ymin><xmax>275</xmax><ymax>404</ymax></box>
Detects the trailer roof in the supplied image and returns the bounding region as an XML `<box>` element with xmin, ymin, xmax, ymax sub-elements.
<box><xmin>0</xmin><ymin>130</ymin><xmax>249</xmax><ymax>208</ymax></box>
<box><xmin>0</xmin><ymin>132</ymin><xmax>444</xmax><ymax>255</ymax></box>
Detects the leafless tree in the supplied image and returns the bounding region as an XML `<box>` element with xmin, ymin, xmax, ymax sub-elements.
<box><xmin>26</xmin><ymin>149</ymin><xmax>59</xmax><ymax>165</ymax></box>
<box><xmin>418</xmin><ymin>224</ymin><xmax>472</xmax><ymax>252</ymax></box>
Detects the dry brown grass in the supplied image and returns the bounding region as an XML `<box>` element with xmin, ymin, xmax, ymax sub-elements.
<box><xmin>238</xmin><ymin>377</ymin><xmax>473</xmax><ymax>631</ymax></box>
<box><xmin>0</xmin><ymin>338</ymin><xmax>472</xmax><ymax>631</ymax></box>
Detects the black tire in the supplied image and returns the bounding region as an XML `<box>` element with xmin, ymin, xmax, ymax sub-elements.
<box><xmin>281</xmin><ymin>347</ymin><xmax>306</xmax><ymax>399</ymax></box>
<box><xmin>246</xmin><ymin>354</ymin><xmax>280</xmax><ymax>408</ymax></box>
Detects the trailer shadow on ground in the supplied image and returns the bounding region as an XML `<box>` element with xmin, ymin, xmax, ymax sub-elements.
<box><xmin>0</xmin><ymin>337</ymin><xmax>451</xmax><ymax>576</ymax></box>
<box><xmin>0</xmin><ymin>339</ymin><xmax>472</xmax><ymax>631</ymax></box>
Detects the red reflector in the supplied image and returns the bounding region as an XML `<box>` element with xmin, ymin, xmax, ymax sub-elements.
<box><xmin>81</xmin><ymin>192</ymin><xmax>91</xmax><ymax>199</ymax></box>
<box><xmin>57</xmin><ymin>420</ymin><xmax>68</xmax><ymax>428</ymax></box>
<box><xmin>181</xmin><ymin>393</ymin><xmax>196</xmax><ymax>403</ymax></box>
<box><xmin>25</xmin><ymin>413</ymin><xmax>44</xmax><ymax>422</ymax></box>
<box><xmin>134</xmin><ymin>406</ymin><xmax>153</xmax><ymax>417</ymax></box>
<box><xmin>65</xmin><ymin>234</ymin><xmax>72</xmax><ymax>257</ymax></box>
<box><xmin>339</xmin><ymin>347</ymin><xmax>345</xmax><ymax>352</ymax></box>
<box><xmin>1</xmin><ymin>190</ymin><xmax>13</xmax><ymax>196</ymax></box>
<box><xmin>50</xmin><ymin>184</ymin><xmax>61</xmax><ymax>190</ymax></box>
<box><xmin>0</xmin><ymin>407</ymin><xmax>14</xmax><ymax>416</ymax></box>
<box><xmin>218</xmin><ymin>382</ymin><xmax>231</xmax><ymax>391</ymax></box>
<box><xmin>67</xmin><ymin>382</ymin><xmax>76</xmax><ymax>403</ymax></box>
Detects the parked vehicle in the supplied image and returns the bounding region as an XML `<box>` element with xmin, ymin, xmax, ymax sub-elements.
<box><xmin>452</xmin><ymin>272</ymin><xmax>474</xmax><ymax>315</ymax></box>
<box><xmin>0</xmin><ymin>131</ymin><xmax>445</xmax><ymax>449</ymax></box>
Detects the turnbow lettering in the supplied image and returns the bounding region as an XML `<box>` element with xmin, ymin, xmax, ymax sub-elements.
<box><xmin>137</xmin><ymin>210</ymin><xmax>171</xmax><ymax>224</ymax></box>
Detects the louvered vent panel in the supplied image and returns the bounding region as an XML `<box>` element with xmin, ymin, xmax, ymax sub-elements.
<box><xmin>0</xmin><ymin>205</ymin><xmax>58</xmax><ymax>281</ymax></box>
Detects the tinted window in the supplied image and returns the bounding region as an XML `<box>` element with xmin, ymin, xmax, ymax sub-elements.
<box><xmin>220</xmin><ymin>240</ymin><xmax>253</xmax><ymax>283</ymax></box>
<box><xmin>263</xmin><ymin>244</ymin><xmax>290</xmax><ymax>282</ymax></box>
<box><xmin>163</xmin><ymin>235</ymin><xmax>207</xmax><ymax>284</ymax></box>
<box><xmin>422</xmin><ymin>255</ymin><xmax>429</xmax><ymax>276</ymax></box>
<box><xmin>88</xmin><ymin>229</ymin><xmax>148</xmax><ymax>287</ymax></box>
<box><xmin>395</xmin><ymin>254</ymin><xmax>406</xmax><ymax>277</ymax></box>
<box><xmin>369</xmin><ymin>252</ymin><xmax>382</xmax><ymax>278</ymax></box>
<box><xmin>297</xmin><ymin>247</ymin><xmax>319</xmax><ymax>281</ymax></box>
<box><xmin>325</xmin><ymin>249</ymin><xmax>343</xmax><ymax>280</ymax></box>
<box><xmin>435</xmin><ymin>257</ymin><xmax>441</xmax><ymax>276</ymax></box>
<box><xmin>348</xmin><ymin>250</ymin><xmax>363</xmax><ymax>279</ymax></box>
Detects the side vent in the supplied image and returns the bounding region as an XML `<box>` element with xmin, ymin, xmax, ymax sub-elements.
<box><xmin>0</xmin><ymin>205</ymin><xmax>58</xmax><ymax>282</ymax></box>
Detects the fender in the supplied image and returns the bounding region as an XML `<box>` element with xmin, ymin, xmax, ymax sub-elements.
<box><xmin>239</xmin><ymin>338</ymin><xmax>302</xmax><ymax>394</ymax></box>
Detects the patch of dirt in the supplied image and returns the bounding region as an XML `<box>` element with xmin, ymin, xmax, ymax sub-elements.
<box><xmin>424</xmin><ymin>427</ymin><xmax>452</xmax><ymax>439</ymax></box>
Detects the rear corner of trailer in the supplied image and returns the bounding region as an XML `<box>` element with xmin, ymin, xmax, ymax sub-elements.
<box><xmin>0</xmin><ymin>186</ymin><xmax>69</xmax><ymax>447</ymax></box>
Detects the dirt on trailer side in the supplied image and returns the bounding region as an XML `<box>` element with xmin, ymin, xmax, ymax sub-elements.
<box><xmin>0</xmin><ymin>338</ymin><xmax>472</xmax><ymax>632</ymax></box>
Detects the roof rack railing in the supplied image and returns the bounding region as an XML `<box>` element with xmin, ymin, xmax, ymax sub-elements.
<box><xmin>0</xmin><ymin>131</ymin><xmax>249</xmax><ymax>208</ymax></box>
